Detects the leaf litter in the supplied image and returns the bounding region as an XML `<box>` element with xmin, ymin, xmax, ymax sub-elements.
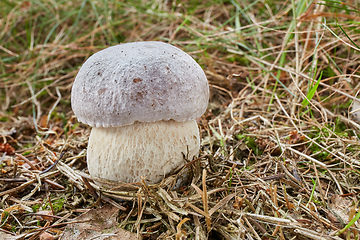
<box><xmin>0</xmin><ymin>0</ymin><xmax>360</xmax><ymax>239</ymax></box>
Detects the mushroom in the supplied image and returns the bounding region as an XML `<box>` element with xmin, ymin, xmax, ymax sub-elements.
<box><xmin>351</xmin><ymin>99</ymin><xmax>360</xmax><ymax>123</ymax></box>
<box><xmin>71</xmin><ymin>41</ymin><xmax>209</xmax><ymax>184</ymax></box>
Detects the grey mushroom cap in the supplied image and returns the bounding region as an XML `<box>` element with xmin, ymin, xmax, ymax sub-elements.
<box><xmin>71</xmin><ymin>41</ymin><xmax>209</xmax><ymax>127</ymax></box>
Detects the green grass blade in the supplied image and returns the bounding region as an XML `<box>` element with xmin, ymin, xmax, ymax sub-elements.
<box><xmin>302</xmin><ymin>71</ymin><xmax>323</xmax><ymax>107</ymax></box>
<box><xmin>306</xmin><ymin>179</ymin><xmax>317</xmax><ymax>207</ymax></box>
<box><xmin>336</xmin><ymin>210</ymin><xmax>360</xmax><ymax>235</ymax></box>
<box><xmin>338</xmin><ymin>23</ymin><xmax>360</xmax><ymax>49</ymax></box>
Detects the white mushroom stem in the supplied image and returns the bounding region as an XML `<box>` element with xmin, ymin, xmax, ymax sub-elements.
<box><xmin>87</xmin><ymin>120</ymin><xmax>200</xmax><ymax>184</ymax></box>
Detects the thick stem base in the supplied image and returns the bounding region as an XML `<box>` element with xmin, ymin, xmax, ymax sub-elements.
<box><xmin>87</xmin><ymin>120</ymin><xmax>200</xmax><ymax>184</ymax></box>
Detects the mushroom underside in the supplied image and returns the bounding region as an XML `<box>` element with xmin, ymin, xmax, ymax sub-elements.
<box><xmin>87</xmin><ymin>120</ymin><xmax>200</xmax><ymax>184</ymax></box>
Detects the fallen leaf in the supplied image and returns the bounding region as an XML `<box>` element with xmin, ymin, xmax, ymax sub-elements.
<box><xmin>40</xmin><ymin>232</ymin><xmax>55</xmax><ymax>240</ymax></box>
<box><xmin>36</xmin><ymin>210</ymin><xmax>54</xmax><ymax>222</ymax></box>
<box><xmin>328</xmin><ymin>194</ymin><xmax>353</xmax><ymax>226</ymax></box>
<box><xmin>1</xmin><ymin>204</ymin><xmax>33</xmax><ymax>222</ymax></box>
<box><xmin>39</xmin><ymin>115</ymin><xmax>48</xmax><ymax>128</ymax></box>
<box><xmin>61</xmin><ymin>204</ymin><xmax>139</xmax><ymax>240</ymax></box>
<box><xmin>288</xmin><ymin>130</ymin><xmax>305</xmax><ymax>144</ymax></box>
<box><xmin>0</xmin><ymin>143</ymin><xmax>15</xmax><ymax>155</ymax></box>
<box><xmin>0</xmin><ymin>231</ymin><xmax>16</xmax><ymax>240</ymax></box>
<box><xmin>20</xmin><ymin>1</ymin><xmax>31</xmax><ymax>10</ymax></box>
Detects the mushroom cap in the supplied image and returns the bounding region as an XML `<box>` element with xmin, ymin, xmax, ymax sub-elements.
<box><xmin>71</xmin><ymin>41</ymin><xmax>209</xmax><ymax>127</ymax></box>
<box><xmin>351</xmin><ymin>99</ymin><xmax>360</xmax><ymax>123</ymax></box>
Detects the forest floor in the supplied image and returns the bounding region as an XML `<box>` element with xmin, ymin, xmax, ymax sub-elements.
<box><xmin>0</xmin><ymin>0</ymin><xmax>360</xmax><ymax>239</ymax></box>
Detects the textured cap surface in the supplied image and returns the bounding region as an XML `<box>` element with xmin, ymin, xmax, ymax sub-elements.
<box><xmin>71</xmin><ymin>41</ymin><xmax>209</xmax><ymax>127</ymax></box>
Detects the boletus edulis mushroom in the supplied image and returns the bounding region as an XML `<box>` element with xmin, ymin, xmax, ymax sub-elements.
<box><xmin>71</xmin><ymin>41</ymin><xmax>209</xmax><ymax>184</ymax></box>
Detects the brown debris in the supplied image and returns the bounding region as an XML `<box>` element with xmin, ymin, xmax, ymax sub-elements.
<box><xmin>0</xmin><ymin>143</ymin><xmax>15</xmax><ymax>155</ymax></box>
<box><xmin>62</xmin><ymin>205</ymin><xmax>139</xmax><ymax>240</ymax></box>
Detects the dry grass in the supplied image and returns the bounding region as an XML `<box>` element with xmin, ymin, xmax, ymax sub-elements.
<box><xmin>1</xmin><ymin>0</ymin><xmax>360</xmax><ymax>239</ymax></box>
